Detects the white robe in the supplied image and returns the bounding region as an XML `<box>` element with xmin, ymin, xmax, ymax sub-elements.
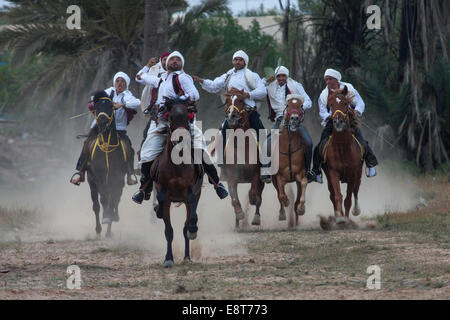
<box><xmin>318</xmin><ymin>82</ymin><xmax>365</xmax><ymax>124</ymax></box>
<box><xmin>90</xmin><ymin>87</ymin><xmax>140</xmax><ymax>131</ymax></box>
<box><xmin>139</xmin><ymin>71</ymin><xmax>206</xmax><ymax>164</ymax></box>
<box><xmin>266</xmin><ymin>78</ymin><xmax>312</xmax><ymax>120</ymax></box>
<box><xmin>200</xmin><ymin>68</ymin><xmax>266</xmax><ymax>108</ymax></box>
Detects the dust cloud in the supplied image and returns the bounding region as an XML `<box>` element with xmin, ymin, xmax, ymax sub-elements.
<box><xmin>0</xmin><ymin>112</ymin><xmax>420</xmax><ymax>261</ymax></box>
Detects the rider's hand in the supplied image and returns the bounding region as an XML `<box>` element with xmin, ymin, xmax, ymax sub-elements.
<box><xmin>113</xmin><ymin>103</ymin><xmax>124</xmax><ymax>110</ymax></box>
<box><xmin>266</xmin><ymin>75</ymin><xmax>275</xmax><ymax>83</ymax></box>
<box><xmin>243</xmin><ymin>92</ymin><xmax>250</xmax><ymax>99</ymax></box>
<box><xmin>192</xmin><ymin>76</ymin><xmax>203</xmax><ymax>83</ymax></box>
<box><xmin>136</xmin><ymin>74</ymin><xmax>142</xmax><ymax>81</ymax></box>
<box><xmin>146</xmin><ymin>57</ymin><xmax>158</xmax><ymax>68</ymax></box>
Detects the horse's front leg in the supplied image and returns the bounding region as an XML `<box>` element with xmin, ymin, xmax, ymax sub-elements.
<box><xmin>162</xmin><ymin>203</ymin><xmax>174</xmax><ymax>268</ymax></box>
<box><xmin>295</xmin><ymin>174</ymin><xmax>308</xmax><ymax>220</ymax></box>
<box><xmin>89</xmin><ymin>181</ymin><xmax>102</xmax><ymax>237</ymax></box>
<box><xmin>249</xmin><ymin>174</ymin><xmax>264</xmax><ymax>226</ymax></box>
<box><xmin>275</xmin><ymin>174</ymin><xmax>289</xmax><ymax>221</ymax></box>
<box><xmin>328</xmin><ymin>170</ymin><xmax>344</xmax><ymax>223</ymax></box>
<box><xmin>352</xmin><ymin>173</ymin><xmax>362</xmax><ymax>217</ymax></box>
<box><xmin>186</xmin><ymin>190</ymin><xmax>198</xmax><ymax>240</ymax></box>
<box><xmin>228</xmin><ymin>180</ymin><xmax>243</xmax><ymax>225</ymax></box>
<box><xmin>344</xmin><ymin>180</ymin><xmax>355</xmax><ymax>218</ymax></box>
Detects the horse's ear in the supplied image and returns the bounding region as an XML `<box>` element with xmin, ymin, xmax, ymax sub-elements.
<box><xmin>342</xmin><ymin>85</ymin><xmax>348</xmax><ymax>96</ymax></box>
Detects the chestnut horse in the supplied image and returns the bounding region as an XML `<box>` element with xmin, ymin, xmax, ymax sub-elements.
<box><xmin>86</xmin><ymin>91</ymin><xmax>128</xmax><ymax>238</ymax></box>
<box><xmin>272</xmin><ymin>96</ymin><xmax>308</xmax><ymax>226</ymax></box>
<box><xmin>220</xmin><ymin>88</ymin><xmax>265</xmax><ymax>228</ymax></box>
<box><xmin>322</xmin><ymin>86</ymin><xmax>363</xmax><ymax>225</ymax></box>
<box><xmin>152</xmin><ymin>98</ymin><xmax>203</xmax><ymax>267</ymax></box>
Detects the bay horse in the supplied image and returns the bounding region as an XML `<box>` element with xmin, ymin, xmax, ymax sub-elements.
<box><xmin>220</xmin><ymin>88</ymin><xmax>265</xmax><ymax>228</ymax></box>
<box><xmin>321</xmin><ymin>86</ymin><xmax>364</xmax><ymax>227</ymax></box>
<box><xmin>272</xmin><ymin>95</ymin><xmax>308</xmax><ymax>226</ymax></box>
<box><xmin>152</xmin><ymin>98</ymin><xmax>203</xmax><ymax>267</ymax></box>
<box><xmin>86</xmin><ymin>91</ymin><xmax>128</xmax><ymax>238</ymax></box>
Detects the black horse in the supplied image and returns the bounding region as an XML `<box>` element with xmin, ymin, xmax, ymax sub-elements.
<box><xmin>87</xmin><ymin>91</ymin><xmax>129</xmax><ymax>238</ymax></box>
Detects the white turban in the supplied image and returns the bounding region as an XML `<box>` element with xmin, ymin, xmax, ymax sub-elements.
<box><xmin>232</xmin><ymin>50</ymin><xmax>249</xmax><ymax>66</ymax></box>
<box><xmin>166</xmin><ymin>51</ymin><xmax>185</xmax><ymax>69</ymax></box>
<box><xmin>275</xmin><ymin>66</ymin><xmax>289</xmax><ymax>77</ymax></box>
<box><xmin>324</xmin><ymin>68</ymin><xmax>342</xmax><ymax>81</ymax></box>
<box><xmin>113</xmin><ymin>72</ymin><xmax>130</xmax><ymax>89</ymax></box>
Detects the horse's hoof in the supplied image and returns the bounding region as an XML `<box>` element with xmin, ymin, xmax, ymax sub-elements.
<box><xmin>105</xmin><ymin>232</ymin><xmax>113</xmax><ymax>239</ymax></box>
<box><xmin>296</xmin><ymin>204</ymin><xmax>306</xmax><ymax>216</ymax></box>
<box><xmin>235</xmin><ymin>212</ymin><xmax>244</xmax><ymax>220</ymax></box>
<box><xmin>352</xmin><ymin>208</ymin><xmax>361</xmax><ymax>216</ymax></box>
<box><xmin>252</xmin><ymin>215</ymin><xmax>261</xmax><ymax>226</ymax></box>
<box><xmin>163</xmin><ymin>260</ymin><xmax>174</xmax><ymax>268</ymax></box>
<box><xmin>336</xmin><ymin>216</ymin><xmax>346</xmax><ymax>224</ymax></box>
<box><xmin>279</xmin><ymin>212</ymin><xmax>286</xmax><ymax>221</ymax></box>
<box><xmin>187</xmin><ymin>231</ymin><xmax>197</xmax><ymax>240</ymax></box>
<box><xmin>102</xmin><ymin>217</ymin><xmax>112</xmax><ymax>224</ymax></box>
<box><xmin>183</xmin><ymin>257</ymin><xmax>192</xmax><ymax>263</ymax></box>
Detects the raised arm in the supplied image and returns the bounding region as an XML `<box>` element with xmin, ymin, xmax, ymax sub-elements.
<box><xmin>180</xmin><ymin>74</ymin><xmax>200</xmax><ymax>102</ymax></box>
<box><xmin>199</xmin><ymin>73</ymin><xmax>228</xmax><ymax>93</ymax></box>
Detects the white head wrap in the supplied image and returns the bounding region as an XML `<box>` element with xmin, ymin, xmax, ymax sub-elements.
<box><xmin>166</xmin><ymin>51</ymin><xmax>185</xmax><ymax>69</ymax></box>
<box><xmin>275</xmin><ymin>66</ymin><xmax>289</xmax><ymax>77</ymax></box>
<box><xmin>232</xmin><ymin>50</ymin><xmax>249</xmax><ymax>66</ymax></box>
<box><xmin>113</xmin><ymin>72</ymin><xmax>130</xmax><ymax>89</ymax></box>
<box><xmin>324</xmin><ymin>68</ymin><xmax>342</xmax><ymax>81</ymax></box>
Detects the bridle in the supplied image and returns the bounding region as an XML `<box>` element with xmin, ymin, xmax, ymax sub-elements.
<box><xmin>226</xmin><ymin>94</ymin><xmax>250</xmax><ymax>128</ymax></box>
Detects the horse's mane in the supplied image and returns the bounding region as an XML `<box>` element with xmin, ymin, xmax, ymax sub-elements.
<box><xmin>93</xmin><ymin>90</ymin><xmax>109</xmax><ymax>104</ymax></box>
<box><xmin>165</xmin><ymin>97</ymin><xmax>189</xmax><ymax>107</ymax></box>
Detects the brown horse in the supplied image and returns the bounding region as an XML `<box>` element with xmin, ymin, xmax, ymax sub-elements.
<box><xmin>220</xmin><ymin>88</ymin><xmax>265</xmax><ymax>228</ymax></box>
<box><xmin>86</xmin><ymin>91</ymin><xmax>128</xmax><ymax>238</ymax></box>
<box><xmin>321</xmin><ymin>86</ymin><xmax>363</xmax><ymax>226</ymax></box>
<box><xmin>152</xmin><ymin>98</ymin><xmax>203</xmax><ymax>267</ymax></box>
<box><xmin>272</xmin><ymin>96</ymin><xmax>308</xmax><ymax>226</ymax></box>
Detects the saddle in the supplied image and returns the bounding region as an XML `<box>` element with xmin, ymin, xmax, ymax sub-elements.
<box><xmin>150</xmin><ymin>154</ymin><xmax>204</xmax><ymax>186</ymax></box>
<box><xmin>319</xmin><ymin>134</ymin><xmax>365</xmax><ymax>165</ymax></box>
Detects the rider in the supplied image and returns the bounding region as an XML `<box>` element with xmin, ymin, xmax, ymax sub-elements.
<box><xmin>135</xmin><ymin>51</ymin><xmax>171</xmax><ymax>147</ymax></box>
<box><xmin>70</xmin><ymin>72</ymin><xmax>141</xmax><ymax>186</ymax></box>
<box><xmin>192</xmin><ymin>50</ymin><xmax>267</xmax><ymax>161</ymax></box>
<box><xmin>132</xmin><ymin>51</ymin><xmax>229</xmax><ymax>205</ymax></box>
<box><xmin>311</xmin><ymin>68</ymin><xmax>378</xmax><ymax>183</ymax></box>
<box><xmin>260</xmin><ymin>66</ymin><xmax>315</xmax><ymax>183</ymax></box>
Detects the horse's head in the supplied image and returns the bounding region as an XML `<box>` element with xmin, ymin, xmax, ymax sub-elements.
<box><xmin>92</xmin><ymin>90</ymin><xmax>115</xmax><ymax>133</ymax></box>
<box><xmin>284</xmin><ymin>94</ymin><xmax>305</xmax><ymax>133</ymax></box>
<box><xmin>224</xmin><ymin>87</ymin><xmax>248</xmax><ymax>128</ymax></box>
<box><xmin>165</xmin><ymin>98</ymin><xmax>191</xmax><ymax>146</ymax></box>
<box><xmin>328</xmin><ymin>86</ymin><xmax>351</xmax><ymax>132</ymax></box>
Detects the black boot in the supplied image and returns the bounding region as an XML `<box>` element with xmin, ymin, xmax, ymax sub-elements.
<box><xmin>202</xmin><ymin>152</ymin><xmax>228</xmax><ymax>199</ymax></box>
<box><xmin>312</xmin><ymin>146</ymin><xmax>323</xmax><ymax>184</ymax></box>
<box><xmin>132</xmin><ymin>161</ymin><xmax>153</xmax><ymax>204</ymax></box>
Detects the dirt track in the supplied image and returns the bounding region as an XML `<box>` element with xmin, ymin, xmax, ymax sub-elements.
<box><xmin>0</xmin><ymin>172</ymin><xmax>449</xmax><ymax>300</ymax></box>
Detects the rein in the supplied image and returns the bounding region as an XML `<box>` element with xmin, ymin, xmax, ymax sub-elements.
<box><xmin>91</xmin><ymin>100</ymin><xmax>127</xmax><ymax>184</ymax></box>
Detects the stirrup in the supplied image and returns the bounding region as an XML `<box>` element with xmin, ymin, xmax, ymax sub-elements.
<box><xmin>70</xmin><ymin>172</ymin><xmax>83</xmax><ymax>186</ymax></box>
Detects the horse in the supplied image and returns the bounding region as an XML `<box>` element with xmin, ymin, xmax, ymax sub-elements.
<box><xmin>86</xmin><ymin>91</ymin><xmax>129</xmax><ymax>238</ymax></box>
<box><xmin>272</xmin><ymin>95</ymin><xmax>308</xmax><ymax>226</ymax></box>
<box><xmin>220</xmin><ymin>88</ymin><xmax>265</xmax><ymax>228</ymax></box>
<box><xmin>320</xmin><ymin>86</ymin><xmax>364</xmax><ymax>228</ymax></box>
<box><xmin>151</xmin><ymin>98</ymin><xmax>203</xmax><ymax>267</ymax></box>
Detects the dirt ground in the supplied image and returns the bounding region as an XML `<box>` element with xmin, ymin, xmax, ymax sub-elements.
<box><xmin>0</xmin><ymin>166</ymin><xmax>448</xmax><ymax>299</ymax></box>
